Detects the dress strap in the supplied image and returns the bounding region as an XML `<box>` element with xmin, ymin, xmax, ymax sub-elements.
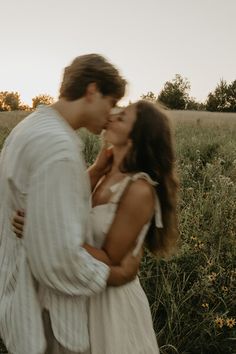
<box><xmin>109</xmin><ymin>172</ymin><xmax>163</xmax><ymax>229</ymax></box>
<box><xmin>109</xmin><ymin>175</ymin><xmax>132</xmax><ymax>204</ymax></box>
<box><xmin>108</xmin><ymin>172</ymin><xmax>163</xmax><ymax>257</ymax></box>
<box><xmin>131</xmin><ymin>172</ymin><xmax>163</xmax><ymax>228</ymax></box>
<box><xmin>130</xmin><ymin>172</ymin><xmax>157</xmax><ymax>186</ymax></box>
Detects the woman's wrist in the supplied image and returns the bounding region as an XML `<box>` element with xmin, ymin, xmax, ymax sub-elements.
<box><xmin>107</xmin><ymin>265</ymin><xmax>128</xmax><ymax>286</ymax></box>
<box><xmin>87</xmin><ymin>164</ymin><xmax>104</xmax><ymax>190</ymax></box>
<box><xmin>88</xmin><ymin>163</ymin><xmax>104</xmax><ymax>179</ymax></box>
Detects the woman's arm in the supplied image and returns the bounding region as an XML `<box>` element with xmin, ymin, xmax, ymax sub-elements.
<box><xmin>83</xmin><ymin>243</ymin><xmax>112</xmax><ymax>265</ymax></box>
<box><xmin>84</xmin><ymin>179</ymin><xmax>155</xmax><ymax>266</ymax></box>
<box><xmin>101</xmin><ymin>179</ymin><xmax>155</xmax><ymax>265</ymax></box>
<box><xmin>87</xmin><ymin>146</ymin><xmax>113</xmax><ymax>191</ymax></box>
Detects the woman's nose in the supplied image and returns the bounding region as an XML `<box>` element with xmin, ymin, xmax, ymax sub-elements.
<box><xmin>108</xmin><ymin>115</ymin><xmax>116</xmax><ymax>123</ymax></box>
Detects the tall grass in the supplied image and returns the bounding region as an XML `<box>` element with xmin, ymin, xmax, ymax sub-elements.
<box><xmin>140</xmin><ymin>120</ymin><xmax>236</xmax><ymax>353</ymax></box>
<box><xmin>0</xmin><ymin>111</ymin><xmax>235</xmax><ymax>353</ymax></box>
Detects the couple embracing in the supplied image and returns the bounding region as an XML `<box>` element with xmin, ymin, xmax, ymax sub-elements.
<box><xmin>0</xmin><ymin>54</ymin><xmax>178</xmax><ymax>354</ymax></box>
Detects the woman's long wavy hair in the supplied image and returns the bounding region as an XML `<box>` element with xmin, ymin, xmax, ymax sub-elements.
<box><xmin>121</xmin><ymin>100</ymin><xmax>179</xmax><ymax>258</ymax></box>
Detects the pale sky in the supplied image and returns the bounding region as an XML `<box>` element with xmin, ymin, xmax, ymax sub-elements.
<box><xmin>0</xmin><ymin>0</ymin><xmax>235</xmax><ymax>106</ymax></box>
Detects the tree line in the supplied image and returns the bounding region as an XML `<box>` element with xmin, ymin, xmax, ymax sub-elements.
<box><xmin>0</xmin><ymin>93</ymin><xmax>54</xmax><ymax>112</ymax></box>
<box><xmin>1</xmin><ymin>75</ymin><xmax>235</xmax><ymax>112</ymax></box>
<box><xmin>141</xmin><ymin>75</ymin><xmax>236</xmax><ymax>112</ymax></box>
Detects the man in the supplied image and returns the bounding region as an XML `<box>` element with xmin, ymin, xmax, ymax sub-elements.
<box><xmin>0</xmin><ymin>54</ymin><xmax>140</xmax><ymax>354</ymax></box>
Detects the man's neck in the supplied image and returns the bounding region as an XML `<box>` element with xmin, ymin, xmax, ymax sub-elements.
<box><xmin>51</xmin><ymin>98</ymin><xmax>85</xmax><ymax>130</ymax></box>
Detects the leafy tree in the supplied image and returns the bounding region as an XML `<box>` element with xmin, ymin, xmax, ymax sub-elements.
<box><xmin>158</xmin><ymin>74</ymin><xmax>191</xmax><ymax>110</ymax></box>
<box><xmin>32</xmin><ymin>94</ymin><xmax>55</xmax><ymax>109</ymax></box>
<box><xmin>0</xmin><ymin>91</ymin><xmax>21</xmax><ymax>111</ymax></box>
<box><xmin>227</xmin><ymin>79</ymin><xmax>236</xmax><ymax>112</ymax></box>
<box><xmin>186</xmin><ymin>98</ymin><xmax>206</xmax><ymax>111</ymax></box>
<box><xmin>0</xmin><ymin>92</ymin><xmax>9</xmax><ymax>111</ymax></box>
<box><xmin>141</xmin><ymin>91</ymin><xmax>158</xmax><ymax>103</ymax></box>
<box><xmin>19</xmin><ymin>104</ymin><xmax>31</xmax><ymax>111</ymax></box>
<box><xmin>206</xmin><ymin>79</ymin><xmax>236</xmax><ymax>112</ymax></box>
<box><xmin>141</xmin><ymin>90</ymin><xmax>205</xmax><ymax>111</ymax></box>
<box><xmin>206</xmin><ymin>80</ymin><xmax>228</xmax><ymax>112</ymax></box>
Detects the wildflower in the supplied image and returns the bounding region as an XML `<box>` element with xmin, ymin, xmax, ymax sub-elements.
<box><xmin>203</xmin><ymin>192</ymin><xmax>209</xmax><ymax>198</ymax></box>
<box><xmin>206</xmin><ymin>162</ymin><xmax>212</xmax><ymax>168</ymax></box>
<box><xmin>219</xmin><ymin>174</ymin><xmax>234</xmax><ymax>187</ymax></box>
<box><xmin>207</xmin><ymin>259</ymin><xmax>213</xmax><ymax>266</ymax></box>
<box><xmin>194</xmin><ymin>241</ymin><xmax>204</xmax><ymax>250</ymax></box>
<box><xmin>208</xmin><ymin>272</ymin><xmax>217</xmax><ymax>282</ymax></box>
<box><xmin>185</xmin><ymin>164</ymin><xmax>192</xmax><ymax>170</ymax></box>
<box><xmin>190</xmin><ymin>236</ymin><xmax>197</xmax><ymax>241</ymax></box>
<box><xmin>226</xmin><ymin>318</ymin><xmax>236</xmax><ymax>328</ymax></box>
<box><xmin>230</xmin><ymin>270</ymin><xmax>236</xmax><ymax>281</ymax></box>
<box><xmin>214</xmin><ymin>316</ymin><xmax>224</xmax><ymax>328</ymax></box>
<box><xmin>221</xmin><ymin>286</ymin><xmax>228</xmax><ymax>293</ymax></box>
<box><xmin>218</xmin><ymin>158</ymin><xmax>225</xmax><ymax>165</ymax></box>
<box><xmin>201</xmin><ymin>303</ymin><xmax>209</xmax><ymax>310</ymax></box>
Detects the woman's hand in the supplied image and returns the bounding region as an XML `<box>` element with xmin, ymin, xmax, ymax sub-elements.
<box><xmin>88</xmin><ymin>145</ymin><xmax>113</xmax><ymax>190</ymax></box>
<box><xmin>12</xmin><ymin>209</ymin><xmax>25</xmax><ymax>238</ymax></box>
<box><xmin>107</xmin><ymin>249</ymin><xmax>143</xmax><ymax>286</ymax></box>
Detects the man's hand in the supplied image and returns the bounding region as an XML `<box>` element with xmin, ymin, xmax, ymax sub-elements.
<box><xmin>107</xmin><ymin>249</ymin><xmax>143</xmax><ymax>287</ymax></box>
<box><xmin>12</xmin><ymin>209</ymin><xmax>25</xmax><ymax>238</ymax></box>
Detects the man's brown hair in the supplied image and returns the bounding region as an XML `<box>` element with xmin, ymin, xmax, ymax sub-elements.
<box><xmin>59</xmin><ymin>54</ymin><xmax>126</xmax><ymax>101</ymax></box>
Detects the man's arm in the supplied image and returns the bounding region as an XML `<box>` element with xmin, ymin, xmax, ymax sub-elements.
<box><xmin>24</xmin><ymin>156</ymin><xmax>139</xmax><ymax>295</ymax></box>
<box><xmin>24</xmin><ymin>157</ymin><xmax>109</xmax><ymax>296</ymax></box>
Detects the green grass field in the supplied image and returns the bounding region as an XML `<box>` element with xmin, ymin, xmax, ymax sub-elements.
<box><xmin>0</xmin><ymin>110</ymin><xmax>235</xmax><ymax>353</ymax></box>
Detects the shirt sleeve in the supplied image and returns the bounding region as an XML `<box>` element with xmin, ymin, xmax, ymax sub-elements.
<box><xmin>24</xmin><ymin>157</ymin><xmax>110</xmax><ymax>296</ymax></box>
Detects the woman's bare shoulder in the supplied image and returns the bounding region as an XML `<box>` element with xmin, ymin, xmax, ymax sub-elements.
<box><xmin>121</xmin><ymin>178</ymin><xmax>155</xmax><ymax>211</ymax></box>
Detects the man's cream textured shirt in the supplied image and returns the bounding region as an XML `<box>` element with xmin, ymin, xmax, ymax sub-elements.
<box><xmin>0</xmin><ymin>105</ymin><xmax>109</xmax><ymax>354</ymax></box>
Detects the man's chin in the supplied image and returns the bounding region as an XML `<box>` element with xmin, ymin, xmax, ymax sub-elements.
<box><xmin>87</xmin><ymin>127</ymin><xmax>102</xmax><ymax>135</ymax></box>
<box><xmin>96</xmin><ymin>127</ymin><xmax>104</xmax><ymax>135</ymax></box>
<box><xmin>98</xmin><ymin>125</ymin><xmax>108</xmax><ymax>135</ymax></box>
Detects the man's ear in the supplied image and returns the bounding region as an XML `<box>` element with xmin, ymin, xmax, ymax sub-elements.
<box><xmin>85</xmin><ymin>83</ymin><xmax>98</xmax><ymax>102</ymax></box>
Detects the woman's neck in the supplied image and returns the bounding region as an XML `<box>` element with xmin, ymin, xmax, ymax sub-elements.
<box><xmin>108</xmin><ymin>145</ymin><xmax>129</xmax><ymax>176</ymax></box>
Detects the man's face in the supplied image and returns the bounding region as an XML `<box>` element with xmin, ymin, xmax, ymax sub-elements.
<box><xmin>86</xmin><ymin>92</ymin><xmax>118</xmax><ymax>135</ymax></box>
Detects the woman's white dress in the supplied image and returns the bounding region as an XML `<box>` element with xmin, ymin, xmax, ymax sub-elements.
<box><xmin>89</xmin><ymin>173</ymin><xmax>161</xmax><ymax>354</ymax></box>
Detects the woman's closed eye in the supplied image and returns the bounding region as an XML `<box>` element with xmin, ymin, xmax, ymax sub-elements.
<box><xmin>117</xmin><ymin>111</ymin><xmax>126</xmax><ymax>122</ymax></box>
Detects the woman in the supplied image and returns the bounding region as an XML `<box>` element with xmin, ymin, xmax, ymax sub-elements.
<box><xmin>13</xmin><ymin>100</ymin><xmax>179</xmax><ymax>353</ymax></box>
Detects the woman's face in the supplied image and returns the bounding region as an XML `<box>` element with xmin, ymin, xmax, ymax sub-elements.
<box><xmin>103</xmin><ymin>104</ymin><xmax>137</xmax><ymax>146</ymax></box>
